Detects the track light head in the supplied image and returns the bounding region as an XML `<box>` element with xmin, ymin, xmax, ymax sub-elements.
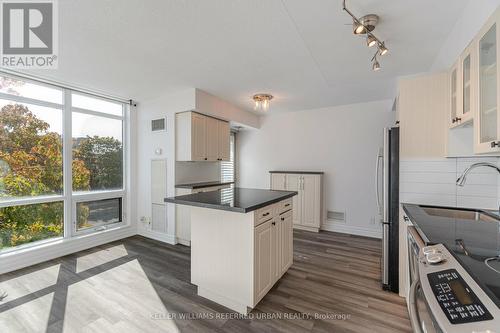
<box><xmin>353</xmin><ymin>21</ymin><xmax>366</xmax><ymax>34</ymax></box>
<box><xmin>378</xmin><ymin>42</ymin><xmax>389</xmax><ymax>56</ymax></box>
<box><xmin>367</xmin><ymin>34</ymin><xmax>377</xmax><ymax>47</ymax></box>
<box><xmin>372</xmin><ymin>58</ymin><xmax>381</xmax><ymax>71</ymax></box>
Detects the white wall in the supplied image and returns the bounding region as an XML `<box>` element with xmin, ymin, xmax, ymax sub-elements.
<box><xmin>431</xmin><ymin>0</ymin><xmax>500</xmax><ymax>71</ymax></box>
<box><xmin>237</xmin><ymin>99</ymin><xmax>395</xmax><ymax>238</ymax></box>
<box><xmin>136</xmin><ymin>88</ymin><xmax>258</xmax><ymax>244</ymax></box>
<box><xmin>136</xmin><ymin>89</ymin><xmax>195</xmax><ymax>243</ymax></box>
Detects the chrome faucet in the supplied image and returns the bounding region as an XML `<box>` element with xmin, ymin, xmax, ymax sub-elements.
<box><xmin>456</xmin><ymin>162</ymin><xmax>500</xmax><ymax>212</ymax></box>
<box><xmin>456</xmin><ymin>162</ymin><xmax>500</xmax><ymax>186</ymax></box>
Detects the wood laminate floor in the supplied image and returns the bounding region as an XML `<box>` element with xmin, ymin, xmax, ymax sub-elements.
<box><xmin>0</xmin><ymin>230</ymin><xmax>412</xmax><ymax>333</ymax></box>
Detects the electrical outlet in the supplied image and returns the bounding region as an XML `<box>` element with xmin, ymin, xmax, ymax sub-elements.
<box><xmin>140</xmin><ymin>216</ymin><xmax>151</xmax><ymax>224</ymax></box>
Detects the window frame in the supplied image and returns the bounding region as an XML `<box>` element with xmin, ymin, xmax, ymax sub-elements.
<box><xmin>220</xmin><ymin>131</ymin><xmax>236</xmax><ymax>183</ymax></box>
<box><xmin>0</xmin><ymin>72</ymin><xmax>130</xmax><ymax>252</ymax></box>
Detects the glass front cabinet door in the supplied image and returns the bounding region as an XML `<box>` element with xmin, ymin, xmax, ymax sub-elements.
<box><xmin>449</xmin><ymin>61</ymin><xmax>459</xmax><ymax>128</ymax></box>
<box><xmin>460</xmin><ymin>43</ymin><xmax>475</xmax><ymax>125</ymax></box>
<box><xmin>475</xmin><ymin>13</ymin><xmax>500</xmax><ymax>153</ymax></box>
<box><xmin>450</xmin><ymin>43</ymin><xmax>475</xmax><ymax>129</ymax></box>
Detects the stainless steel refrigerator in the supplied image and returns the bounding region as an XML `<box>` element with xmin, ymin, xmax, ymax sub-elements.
<box><xmin>376</xmin><ymin>127</ymin><xmax>399</xmax><ymax>293</ymax></box>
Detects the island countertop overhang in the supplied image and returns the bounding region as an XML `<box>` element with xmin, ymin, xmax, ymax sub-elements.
<box><xmin>164</xmin><ymin>187</ymin><xmax>298</xmax><ymax>213</ymax></box>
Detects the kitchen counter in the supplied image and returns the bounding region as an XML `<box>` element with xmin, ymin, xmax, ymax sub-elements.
<box><xmin>402</xmin><ymin>203</ymin><xmax>500</xmax><ymax>309</ymax></box>
<box><xmin>165</xmin><ymin>187</ymin><xmax>297</xmax><ymax>213</ymax></box>
<box><xmin>166</xmin><ymin>187</ymin><xmax>296</xmax><ymax>314</ymax></box>
<box><xmin>175</xmin><ymin>180</ymin><xmax>234</xmax><ymax>189</ymax></box>
<box><xmin>269</xmin><ymin>170</ymin><xmax>324</xmax><ymax>174</ymax></box>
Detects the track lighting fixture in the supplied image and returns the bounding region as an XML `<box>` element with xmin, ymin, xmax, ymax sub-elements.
<box><xmin>378</xmin><ymin>42</ymin><xmax>389</xmax><ymax>56</ymax></box>
<box><xmin>353</xmin><ymin>21</ymin><xmax>366</xmax><ymax>35</ymax></box>
<box><xmin>367</xmin><ymin>34</ymin><xmax>377</xmax><ymax>47</ymax></box>
<box><xmin>371</xmin><ymin>52</ymin><xmax>380</xmax><ymax>71</ymax></box>
<box><xmin>342</xmin><ymin>0</ymin><xmax>389</xmax><ymax>71</ymax></box>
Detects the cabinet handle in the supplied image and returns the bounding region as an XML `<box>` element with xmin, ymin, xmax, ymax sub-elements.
<box><xmin>403</xmin><ymin>216</ymin><xmax>409</xmax><ymax>222</ymax></box>
<box><xmin>284</xmin><ymin>203</ymin><xmax>290</xmax><ymax>207</ymax></box>
<box><xmin>452</xmin><ymin>117</ymin><xmax>457</xmax><ymax>124</ymax></box>
<box><xmin>456</xmin><ymin>117</ymin><xmax>461</xmax><ymax>122</ymax></box>
<box><xmin>263</xmin><ymin>212</ymin><xmax>270</xmax><ymax>217</ymax></box>
<box><xmin>281</xmin><ymin>217</ymin><xmax>285</xmax><ymax>221</ymax></box>
<box><xmin>491</xmin><ymin>141</ymin><xmax>500</xmax><ymax>148</ymax></box>
<box><xmin>272</xmin><ymin>221</ymin><xmax>276</xmax><ymax>226</ymax></box>
<box><xmin>204</xmin><ymin>157</ymin><xmax>208</xmax><ymax>160</ymax></box>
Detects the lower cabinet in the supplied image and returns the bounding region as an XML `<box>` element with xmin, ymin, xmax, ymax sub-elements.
<box><xmin>190</xmin><ymin>197</ymin><xmax>294</xmax><ymax>314</ymax></box>
<box><xmin>175</xmin><ymin>184</ymin><xmax>231</xmax><ymax>245</ymax></box>
<box><xmin>254</xmin><ymin>220</ymin><xmax>274</xmax><ymax>301</ymax></box>
<box><xmin>254</xmin><ymin>204</ymin><xmax>293</xmax><ymax>303</ymax></box>
<box><xmin>270</xmin><ymin>172</ymin><xmax>323</xmax><ymax>232</ymax></box>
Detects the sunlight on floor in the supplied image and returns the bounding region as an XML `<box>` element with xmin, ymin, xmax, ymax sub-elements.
<box><xmin>63</xmin><ymin>259</ymin><xmax>180</xmax><ymax>333</ymax></box>
<box><xmin>76</xmin><ymin>244</ymin><xmax>129</xmax><ymax>274</ymax></box>
<box><xmin>0</xmin><ymin>263</ymin><xmax>60</xmax><ymax>300</ymax></box>
<box><xmin>0</xmin><ymin>292</ymin><xmax>54</xmax><ymax>332</ymax></box>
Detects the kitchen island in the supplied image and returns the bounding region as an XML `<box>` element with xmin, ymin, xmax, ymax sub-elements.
<box><xmin>165</xmin><ymin>187</ymin><xmax>297</xmax><ymax>314</ymax></box>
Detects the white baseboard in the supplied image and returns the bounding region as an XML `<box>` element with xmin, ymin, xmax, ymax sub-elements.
<box><xmin>137</xmin><ymin>228</ymin><xmax>176</xmax><ymax>245</ymax></box>
<box><xmin>321</xmin><ymin>220</ymin><xmax>382</xmax><ymax>239</ymax></box>
<box><xmin>0</xmin><ymin>226</ymin><xmax>136</xmax><ymax>275</ymax></box>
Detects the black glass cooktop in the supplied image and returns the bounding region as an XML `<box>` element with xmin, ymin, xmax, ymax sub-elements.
<box><xmin>403</xmin><ymin>204</ymin><xmax>500</xmax><ymax>309</ymax></box>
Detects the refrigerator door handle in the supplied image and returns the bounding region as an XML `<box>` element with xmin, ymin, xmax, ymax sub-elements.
<box><xmin>375</xmin><ymin>150</ymin><xmax>383</xmax><ymax>216</ymax></box>
<box><xmin>383</xmin><ymin>128</ymin><xmax>390</xmax><ymax>223</ymax></box>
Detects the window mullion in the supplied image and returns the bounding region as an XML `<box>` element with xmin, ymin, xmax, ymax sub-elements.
<box><xmin>63</xmin><ymin>89</ymin><xmax>73</xmax><ymax>238</ymax></box>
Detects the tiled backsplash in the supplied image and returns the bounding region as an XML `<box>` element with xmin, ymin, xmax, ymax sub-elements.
<box><xmin>400</xmin><ymin>157</ymin><xmax>500</xmax><ymax>210</ymax></box>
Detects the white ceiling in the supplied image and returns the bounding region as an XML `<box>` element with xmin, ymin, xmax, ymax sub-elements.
<box><xmin>28</xmin><ymin>0</ymin><xmax>469</xmax><ymax>113</ymax></box>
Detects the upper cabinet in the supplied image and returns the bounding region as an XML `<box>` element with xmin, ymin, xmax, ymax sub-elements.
<box><xmin>176</xmin><ymin>111</ymin><xmax>230</xmax><ymax>161</ymax></box>
<box><xmin>475</xmin><ymin>13</ymin><xmax>500</xmax><ymax>154</ymax></box>
<box><xmin>449</xmin><ymin>61</ymin><xmax>459</xmax><ymax>128</ymax></box>
<box><xmin>449</xmin><ymin>42</ymin><xmax>476</xmax><ymax>129</ymax></box>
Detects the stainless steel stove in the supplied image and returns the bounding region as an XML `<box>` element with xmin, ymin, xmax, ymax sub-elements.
<box><xmin>404</xmin><ymin>204</ymin><xmax>500</xmax><ymax>333</ymax></box>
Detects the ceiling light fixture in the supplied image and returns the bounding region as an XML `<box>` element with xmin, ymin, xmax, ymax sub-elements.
<box><xmin>371</xmin><ymin>52</ymin><xmax>381</xmax><ymax>71</ymax></box>
<box><xmin>253</xmin><ymin>94</ymin><xmax>273</xmax><ymax>111</ymax></box>
<box><xmin>342</xmin><ymin>0</ymin><xmax>389</xmax><ymax>70</ymax></box>
<box><xmin>378</xmin><ymin>41</ymin><xmax>389</xmax><ymax>56</ymax></box>
<box><xmin>366</xmin><ymin>34</ymin><xmax>377</xmax><ymax>47</ymax></box>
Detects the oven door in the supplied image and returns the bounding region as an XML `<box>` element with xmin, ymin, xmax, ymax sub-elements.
<box><xmin>409</xmin><ymin>280</ymin><xmax>443</xmax><ymax>333</ymax></box>
<box><xmin>407</xmin><ymin>226</ymin><xmax>424</xmax><ymax>285</ymax></box>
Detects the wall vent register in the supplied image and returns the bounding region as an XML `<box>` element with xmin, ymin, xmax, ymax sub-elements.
<box><xmin>151</xmin><ymin>118</ymin><xmax>166</xmax><ymax>132</ymax></box>
<box><xmin>428</xmin><ymin>269</ymin><xmax>493</xmax><ymax>324</ymax></box>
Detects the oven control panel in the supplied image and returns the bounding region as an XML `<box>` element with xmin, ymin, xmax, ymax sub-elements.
<box><xmin>428</xmin><ymin>269</ymin><xmax>493</xmax><ymax>324</ymax></box>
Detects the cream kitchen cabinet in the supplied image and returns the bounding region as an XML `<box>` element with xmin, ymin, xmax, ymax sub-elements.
<box><xmin>176</xmin><ymin>111</ymin><xmax>230</xmax><ymax>161</ymax></box>
<box><xmin>449</xmin><ymin>43</ymin><xmax>476</xmax><ymax>129</ymax></box>
<box><xmin>254</xmin><ymin>200</ymin><xmax>293</xmax><ymax>303</ymax></box>
<box><xmin>270</xmin><ymin>171</ymin><xmax>323</xmax><ymax>232</ymax></box>
<box><xmin>217</xmin><ymin>120</ymin><xmax>230</xmax><ymax>161</ymax></box>
<box><xmin>186</xmin><ymin>193</ymin><xmax>295</xmax><ymax>314</ymax></box>
<box><xmin>449</xmin><ymin>60</ymin><xmax>460</xmax><ymax>128</ymax></box>
<box><xmin>175</xmin><ymin>183</ymin><xmax>232</xmax><ymax>245</ymax></box>
<box><xmin>475</xmin><ymin>10</ymin><xmax>500</xmax><ymax>154</ymax></box>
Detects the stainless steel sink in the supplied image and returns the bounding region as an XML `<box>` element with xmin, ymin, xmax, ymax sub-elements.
<box><xmin>421</xmin><ymin>206</ymin><xmax>500</xmax><ymax>223</ymax></box>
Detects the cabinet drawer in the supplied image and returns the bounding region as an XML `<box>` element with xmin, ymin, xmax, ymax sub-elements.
<box><xmin>255</xmin><ymin>204</ymin><xmax>276</xmax><ymax>225</ymax></box>
<box><xmin>278</xmin><ymin>199</ymin><xmax>292</xmax><ymax>215</ymax></box>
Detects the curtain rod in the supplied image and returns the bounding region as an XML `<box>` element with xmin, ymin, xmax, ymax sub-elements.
<box><xmin>0</xmin><ymin>68</ymin><xmax>135</xmax><ymax>105</ymax></box>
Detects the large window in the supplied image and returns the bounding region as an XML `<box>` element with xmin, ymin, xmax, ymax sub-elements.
<box><xmin>0</xmin><ymin>74</ymin><xmax>128</xmax><ymax>251</ymax></box>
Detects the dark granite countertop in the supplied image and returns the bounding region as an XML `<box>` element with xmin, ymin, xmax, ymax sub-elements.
<box><xmin>175</xmin><ymin>181</ymin><xmax>234</xmax><ymax>189</ymax></box>
<box><xmin>402</xmin><ymin>203</ymin><xmax>500</xmax><ymax>309</ymax></box>
<box><xmin>165</xmin><ymin>187</ymin><xmax>297</xmax><ymax>213</ymax></box>
<box><xmin>269</xmin><ymin>170</ymin><xmax>324</xmax><ymax>174</ymax></box>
